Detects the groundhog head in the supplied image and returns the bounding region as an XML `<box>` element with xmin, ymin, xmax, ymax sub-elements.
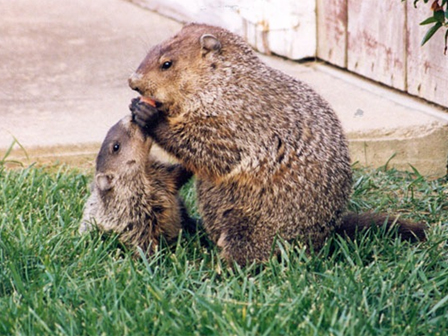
<box><xmin>128</xmin><ymin>24</ymin><xmax>231</xmax><ymax>114</ymax></box>
<box><xmin>95</xmin><ymin>115</ymin><xmax>152</xmax><ymax>192</ymax></box>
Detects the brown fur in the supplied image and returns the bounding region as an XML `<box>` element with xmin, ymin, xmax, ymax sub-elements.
<box><xmin>128</xmin><ymin>23</ymin><xmax>426</xmax><ymax>265</ymax></box>
<box><xmin>79</xmin><ymin>115</ymin><xmax>194</xmax><ymax>255</ymax></box>
<box><xmin>337</xmin><ymin>212</ymin><xmax>426</xmax><ymax>242</ymax></box>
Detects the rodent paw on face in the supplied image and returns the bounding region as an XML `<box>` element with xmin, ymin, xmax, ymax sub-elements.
<box><xmin>130</xmin><ymin>97</ymin><xmax>160</xmax><ymax>130</ymax></box>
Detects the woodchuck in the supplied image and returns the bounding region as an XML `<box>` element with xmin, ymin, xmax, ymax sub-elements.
<box><xmin>79</xmin><ymin>115</ymin><xmax>195</xmax><ymax>255</ymax></box>
<box><xmin>128</xmin><ymin>23</ymin><xmax>426</xmax><ymax>266</ymax></box>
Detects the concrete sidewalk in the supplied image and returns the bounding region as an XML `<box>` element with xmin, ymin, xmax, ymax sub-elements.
<box><xmin>1</xmin><ymin>0</ymin><xmax>447</xmax><ymax>176</ymax></box>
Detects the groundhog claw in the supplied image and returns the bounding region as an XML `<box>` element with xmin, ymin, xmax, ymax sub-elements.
<box><xmin>130</xmin><ymin>97</ymin><xmax>159</xmax><ymax>130</ymax></box>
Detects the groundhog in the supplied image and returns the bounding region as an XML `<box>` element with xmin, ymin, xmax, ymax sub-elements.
<box><xmin>79</xmin><ymin>115</ymin><xmax>195</xmax><ymax>255</ymax></box>
<box><xmin>128</xmin><ymin>23</ymin><xmax>426</xmax><ymax>266</ymax></box>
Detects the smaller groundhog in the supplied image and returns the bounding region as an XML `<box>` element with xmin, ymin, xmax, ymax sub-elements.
<box><xmin>79</xmin><ymin>115</ymin><xmax>195</xmax><ymax>255</ymax></box>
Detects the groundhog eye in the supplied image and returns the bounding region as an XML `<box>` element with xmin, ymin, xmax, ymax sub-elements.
<box><xmin>112</xmin><ymin>143</ymin><xmax>120</xmax><ymax>153</ymax></box>
<box><xmin>161</xmin><ymin>61</ymin><xmax>172</xmax><ymax>70</ymax></box>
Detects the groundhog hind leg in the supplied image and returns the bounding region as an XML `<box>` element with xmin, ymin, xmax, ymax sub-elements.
<box><xmin>214</xmin><ymin>211</ymin><xmax>273</xmax><ymax>267</ymax></box>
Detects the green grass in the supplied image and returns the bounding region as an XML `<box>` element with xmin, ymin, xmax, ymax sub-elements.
<box><xmin>0</xmin><ymin>164</ymin><xmax>447</xmax><ymax>335</ymax></box>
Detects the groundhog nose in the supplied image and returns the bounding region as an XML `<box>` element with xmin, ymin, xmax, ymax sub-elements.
<box><xmin>128</xmin><ymin>72</ymin><xmax>143</xmax><ymax>93</ymax></box>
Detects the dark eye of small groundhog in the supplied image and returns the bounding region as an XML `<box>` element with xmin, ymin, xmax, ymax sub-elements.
<box><xmin>161</xmin><ymin>61</ymin><xmax>172</xmax><ymax>71</ymax></box>
<box><xmin>112</xmin><ymin>142</ymin><xmax>120</xmax><ymax>153</ymax></box>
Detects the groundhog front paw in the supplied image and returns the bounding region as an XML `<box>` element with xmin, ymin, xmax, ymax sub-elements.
<box><xmin>130</xmin><ymin>97</ymin><xmax>160</xmax><ymax>130</ymax></box>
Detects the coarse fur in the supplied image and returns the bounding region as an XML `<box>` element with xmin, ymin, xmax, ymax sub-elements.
<box><xmin>80</xmin><ymin>115</ymin><xmax>194</xmax><ymax>255</ymax></box>
<box><xmin>128</xmin><ymin>23</ymin><xmax>426</xmax><ymax>266</ymax></box>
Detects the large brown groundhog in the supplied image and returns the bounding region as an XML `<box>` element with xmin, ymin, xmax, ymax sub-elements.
<box><xmin>79</xmin><ymin>115</ymin><xmax>194</xmax><ymax>255</ymax></box>
<box><xmin>128</xmin><ymin>23</ymin><xmax>426</xmax><ymax>266</ymax></box>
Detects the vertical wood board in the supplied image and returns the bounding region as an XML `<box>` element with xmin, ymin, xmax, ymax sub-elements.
<box><xmin>239</xmin><ymin>0</ymin><xmax>316</xmax><ymax>59</ymax></box>
<box><xmin>129</xmin><ymin>0</ymin><xmax>316</xmax><ymax>60</ymax></box>
<box><xmin>407</xmin><ymin>2</ymin><xmax>448</xmax><ymax>108</ymax></box>
<box><xmin>316</xmin><ymin>0</ymin><xmax>347</xmax><ymax>67</ymax></box>
<box><xmin>347</xmin><ymin>1</ymin><xmax>407</xmax><ymax>90</ymax></box>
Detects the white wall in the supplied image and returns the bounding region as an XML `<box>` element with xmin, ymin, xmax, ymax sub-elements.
<box><xmin>128</xmin><ymin>0</ymin><xmax>316</xmax><ymax>60</ymax></box>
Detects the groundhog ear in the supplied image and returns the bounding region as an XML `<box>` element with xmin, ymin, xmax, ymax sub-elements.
<box><xmin>200</xmin><ymin>34</ymin><xmax>221</xmax><ymax>54</ymax></box>
<box><xmin>95</xmin><ymin>173</ymin><xmax>115</xmax><ymax>191</ymax></box>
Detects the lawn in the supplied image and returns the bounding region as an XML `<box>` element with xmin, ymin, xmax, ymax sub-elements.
<box><xmin>0</xmin><ymin>163</ymin><xmax>447</xmax><ymax>335</ymax></box>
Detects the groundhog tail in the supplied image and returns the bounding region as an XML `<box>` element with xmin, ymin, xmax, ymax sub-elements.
<box><xmin>335</xmin><ymin>212</ymin><xmax>427</xmax><ymax>242</ymax></box>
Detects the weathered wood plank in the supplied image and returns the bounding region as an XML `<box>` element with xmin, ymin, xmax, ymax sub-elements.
<box><xmin>347</xmin><ymin>1</ymin><xmax>407</xmax><ymax>90</ymax></box>
<box><xmin>316</xmin><ymin>0</ymin><xmax>347</xmax><ymax>67</ymax></box>
<box><xmin>128</xmin><ymin>0</ymin><xmax>316</xmax><ymax>60</ymax></box>
<box><xmin>239</xmin><ymin>0</ymin><xmax>316</xmax><ymax>60</ymax></box>
<box><xmin>407</xmin><ymin>2</ymin><xmax>448</xmax><ymax>108</ymax></box>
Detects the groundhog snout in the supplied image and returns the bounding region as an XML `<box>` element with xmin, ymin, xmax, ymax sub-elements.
<box><xmin>128</xmin><ymin>72</ymin><xmax>144</xmax><ymax>93</ymax></box>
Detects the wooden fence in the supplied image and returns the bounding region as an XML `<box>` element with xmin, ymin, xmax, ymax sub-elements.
<box><xmin>317</xmin><ymin>1</ymin><xmax>448</xmax><ymax>108</ymax></box>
